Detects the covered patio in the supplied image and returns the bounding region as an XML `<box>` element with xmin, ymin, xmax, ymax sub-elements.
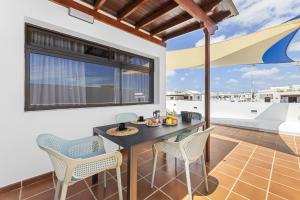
<box><xmin>1</xmin><ymin>0</ymin><xmax>300</xmax><ymax>200</ymax></box>
<box><xmin>2</xmin><ymin>125</ymin><xmax>300</xmax><ymax>199</ymax></box>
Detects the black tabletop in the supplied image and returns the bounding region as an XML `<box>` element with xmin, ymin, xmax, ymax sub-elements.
<box><xmin>93</xmin><ymin>119</ymin><xmax>205</xmax><ymax>148</ymax></box>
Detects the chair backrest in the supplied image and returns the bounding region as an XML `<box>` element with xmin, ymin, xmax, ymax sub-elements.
<box><xmin>36</xmin><ymin>134</ymin><xmax>68</xmax><ymax>181</ymax></box>
<box><xmin>181</xmin><ymin>127</ymin><xmax>214</xmax><ymax>162</ymax></box>
<box><xmin>115</xmin><ymin>113</ymin><xmax>138</xmax><ymax>123</ymax></box>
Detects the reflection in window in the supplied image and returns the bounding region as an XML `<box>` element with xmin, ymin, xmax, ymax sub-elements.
<box><xmin>122</xmin><ymin>69</ymin><xmax>150</xmax><ymax>103</ymax></box>
<box><xmin>29</xmin><ymin>53</ymin><xmax>120</xmax><ymax>107</ymax></box>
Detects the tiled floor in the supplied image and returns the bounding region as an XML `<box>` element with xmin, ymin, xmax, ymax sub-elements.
<box><xmin>1</xmin><ymin>125</ymin><xmax>300</xmax><ymax>200</ymax></box>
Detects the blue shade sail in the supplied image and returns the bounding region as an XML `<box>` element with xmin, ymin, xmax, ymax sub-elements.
<box><xmin>262</xmin><ymin>29</ymin><xmax>299</xmax><ymax>63</ymax></box>
<box><xmin>262</xmin><ymin>15</ymin><xmax>300</xmax><ymax>64</ymax></box>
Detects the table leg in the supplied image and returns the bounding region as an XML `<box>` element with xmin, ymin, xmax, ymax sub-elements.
<box><xmin>92</xmin><ymin>131</ymin><xmax>98</xmax><ymax>185</ymax></box>
<box><xmin>127</xmin><ymin>145</ymin><xmax>138</xmax><ymax>200</ymax></box>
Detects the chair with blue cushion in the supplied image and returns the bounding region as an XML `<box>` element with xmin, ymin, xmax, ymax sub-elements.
<box><xmin>37</xmin><ymin>134</ymin><xmax>123</xmax><ymax>200</ymax></box>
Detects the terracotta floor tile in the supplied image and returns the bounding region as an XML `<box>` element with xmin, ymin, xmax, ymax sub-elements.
<box><xmin>209</xmin><ymin>171</ymin><xmax>236</xmax><ymax>190</ymax></box>
<box><xmin>183</xmin><ymin>192</ymin><xmax>209</xmax><ymax>200</ymax></box>
<box><xmin>252</xmin><ymin>152</ymin><xmax>274</xmax><ymax>163</ymax></box>
<box><xmin>228</xmin><ymin>153</ymin><xmax>249</xmax><ymax>161</ymax></box>
<box><xmin>214</xmin><ymin>163</ymin><xmax>241</xmax><ymax>178</ymax></box>
<box><xmin>25</xmin><ymin>189</ymin><xmax>54</xmax><ymax>200</ymax></box>
<box><xmin>105</xmin><ymin>191</ymin><xmax>127</xmax><ymax>200</ymax></box>
<box><xmin>176</xmin><ymin>171</ymin><xmax>204</xmax><ymax>190</ymax></box>
<box><xmin>267</xmin><ymin>192</ymin><xmax>286</xmax><ymax>200</ymax></box>
<box><xmin>139</xmin><ymin>150</ymin><xmax>154</xmax><ymax>161</ymax></box>
<box><xmin>85</xmin><ymin>172</ymin><xmax>113</xmax><ymax>186</ymax></box>
<box><xmin>0</xmin><ymin>188</ymin><xmax>20</xmax><ymax>200</ymax></box>
<box><xmin>67</xmin><ymin>189</ymin><xmax>94</xmax><ymax>200</ymax></box>
<box><xmin>21</xmin><ymin>177</ymin><xmax>54</xmax><ymax>199</ymax></box>
<box><xmin>248</xmin><ymin>158</ymin><xmax>272</xmax><ymax>169</ymax></box>
<box><xmin>196</xmin><ymin>181</ymin><xmax>229</xmax><ymax>200</ymax></box>
<box><xmin>137</xmin><ymin>178</ymin><xmax>157</xmax><ymax>200</ymax></box>
<box><xmin>275</xmin><ymin>152</ymin><xmax>298</xmax><ymax>163</ymax></box>
<box><xmin>90</xmin><ymin>178</ymin><xmax>118</xmax><ymax>199</ymax></box>
<box><xmin>227</xmin><ymin>192</ymin><xmax>248</xmax><ymax>200</ymax></box>
<box><xmin>274</xmin><ymin>158</ymin><xmax>299</xmax><ymax>170</ymax></box>
<box><xmin>145</xmin><ymin>169</ymin><xmax>175</xmax><ymax>188</ymax></box>
<box><xmin>233</xmin><ymin>181</ymin><xmax>266</xmax><ymax>200</ymax></box>
<box><xmin>244</xmin><ymin>163</ymin><xmax>270</xmax><ymax>179</ymax></box>
<box><xmin>138</xmin><ymin>159</ymin><xmax>165</xmax><ymax>177</ymax></box>
<box><xmin>222</xmin><ymin>157</ymin><xmax>247</xmax><ymax>169</ymax></box>
<box><xmin>145</xmin><ymin>190</ymin><xmax>172</xmax><ymax>200</ymax></box>
<box><xmin>269</xmin><ymin>181</ymin><xmax>300</xmax><ymax>200</ymax></box>
<box><xmin>239</xmin><ymin>171</ymin><xmax>269</xmax><ymax>190</ymax></box>
<box><xmin>272</xmin><ymin>164</ymin><xmax>300</xmax><ymax>180</ymax></box>
<box><xmin>161</xmin><ymin>179</ymin><xmax>189</xmax><ymax>200</ymax></box>
<box><xmin>271</xmin><ymin>172</ymin><xmax>300</xmax><ymax>191</ymax></box>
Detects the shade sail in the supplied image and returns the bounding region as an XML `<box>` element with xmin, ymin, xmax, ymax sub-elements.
<box><xmin>166</xmin><ymin>16</ymin><xmax>300</xmax><ymax>70</ymax></box>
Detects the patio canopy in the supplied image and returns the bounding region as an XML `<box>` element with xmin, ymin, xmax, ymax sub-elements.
<box><xmin>166</xmin><ymin>16</ymin><xmax>300</xmax><ymax>70</ymax></box>
<box><xmin>51</xmin><ymin>0</ymin><xmax>238</xmax><ymax>46</ymax></box>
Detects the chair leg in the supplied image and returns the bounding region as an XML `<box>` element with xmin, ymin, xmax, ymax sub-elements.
<box><xmin>202</xmin><ymin>154</ymin><xmax>209</xmax><ymax>192</ymax></box>
<box><xmin>185</xmin><ymin>162</ymin><xmax>193</xmax><ymax>200</ymax></box>
<box><xmin>151</xmin><ymin>148</ymin><xmax>158</xmax><ymax>188</ymax></box>
<box><xmin>116</xmin><ymin>167</ymin><xmax>123</xmax><ymax>200</ymax></box>
<box><xmin>103</xmin><ymin>171</ymin><xmax>107</xmax><ymax>189</ymax></box>
<box><xmin>175</xmin><ymin>158</ymin><xmax>177</xmax><ymax>175</ymax></box>
<box><xmin>59</xmin><ymin>183</ymin><xmax>68</xmax><ymax>200</ymax></box>
<box><xmin>54</xmin><ymin>180</ymin><xmax>62</xmax><ymax>200</ymax></box>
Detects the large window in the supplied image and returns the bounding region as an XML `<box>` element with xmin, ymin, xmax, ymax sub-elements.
<box><xmin>25</xmin><ymin>25</ymin><xmax>154</xmax><ymax>111</ymax></box>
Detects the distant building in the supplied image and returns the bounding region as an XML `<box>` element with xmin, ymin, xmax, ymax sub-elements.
<box><xmin>257</xmin><ymin>85</ymin><xmax>300</xmax><ymax>103</ymax></box>
<box><xmin>211</xmin><ymin>92</ymin><xmax>253</xmax><ymax>102</ymax></box>
<box><xmin>166</xmin><ymin>90</ymin><xmax>202</xmax><ymax>101</ymax></box>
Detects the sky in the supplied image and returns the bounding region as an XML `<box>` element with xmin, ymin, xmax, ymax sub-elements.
<box><xmin>166</xmin><ymin>0</ymin><xmax>300</xmax><ymax>93</ymax></box>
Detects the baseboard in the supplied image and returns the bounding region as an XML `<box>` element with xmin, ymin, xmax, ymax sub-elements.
<box><xmin>0</xmin><ymin>171</ymin><xmax>53</xmax><ymax>193</ymax></box>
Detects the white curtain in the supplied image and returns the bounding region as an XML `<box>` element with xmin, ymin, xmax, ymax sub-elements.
<box><xmin>122</xmin><ymin>70</ymin><xmax>149</xmax><ymax>103</ymax></box>
<box><xmin>30</xmin><ymin>53</ymin><xmax>86</xmax><ymax>106</ymax></box>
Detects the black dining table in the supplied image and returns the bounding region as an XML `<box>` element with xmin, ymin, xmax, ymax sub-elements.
<box><xmin>93</xmin><ymin>118</ymin><xmax>206</xmax><ymax>200</ymax></box>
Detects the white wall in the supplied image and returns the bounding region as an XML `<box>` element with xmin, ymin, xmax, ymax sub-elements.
<box><xmin>0</xmin><ymin>0</ymin><xmax>166</xmax><ymax>187</ymax></box>
<box><xmin>167</xmin><ymin>100</ymin><xmax>300</xmax><ymax>135</ymax></box>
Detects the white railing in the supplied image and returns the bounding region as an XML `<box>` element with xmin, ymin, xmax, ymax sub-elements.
<box><xmin>166</xmin><ymin>100</ymin><xmax>300</xmax><ymax>135</ymax></box>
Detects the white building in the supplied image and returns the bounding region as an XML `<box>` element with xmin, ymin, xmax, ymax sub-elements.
<box><xmin>257</xmin><ymin>85</ymin><xmax>300</xmax><ymax>103</ymax></box>
<box><xmin>166</xmin><ymin>90</ymin><xmax>202</xmax><ymax>101</ymax></box>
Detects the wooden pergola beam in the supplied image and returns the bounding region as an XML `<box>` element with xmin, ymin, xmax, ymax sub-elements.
<box><xmin>174</xmin><ymin>0</ymin><xmax>217</xmax><ymax>34</ymax></box>
<box><xmin>151</xmin><ymin>0</ymin><xmax>223</xmax><ymax>36</ymax></box>
<box><xmin>136</xmin><ymin>1</ymin><xmax>178</xmax><ymax>29</ymax></box>
<box><xmin>94</xmin><ymin>0</ymin><xmax>107</xmax><ymax>10</ymax></box>
<box><xmin>117</xmin><ymin>0</ymin><xmax>148</xmax><ymax>20</ymax></box>
<box><xmin>162</xmin><ymin>11</ymin><xmax>230</xmax><ymax>41</ymax></box>
<box><xmin>50</xmin><ymin>0</ymin><xmax>165</xmax><ymax>46</ymax></box>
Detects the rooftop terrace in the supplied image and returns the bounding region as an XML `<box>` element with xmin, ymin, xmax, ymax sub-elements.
<box><xmin>2</xmin><ymin>125</ymin><xmax>299</xmax><ymax>200</ymax></box>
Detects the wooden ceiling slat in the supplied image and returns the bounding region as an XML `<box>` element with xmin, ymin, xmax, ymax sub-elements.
<box><xmin>163</xmin><ymin>10</ymin><xmax>231</xmax><ymax>41</ymax></box>
<box><xmin>94</xmin><ymin>0</ymin><xmax>107</xmax><ymax>10</ymax></box>
<box><xmin>150</xmin><ymin>0</ymin><xmax>223</xmax><ymax>36</ymax></box>
<box><xmin>136</xmin><ymin>1</ymin><xmax>178</xmax><ymax>29</ymax></box>
<box><xmin>174</xmin><ymin>0</ymin><xmax>217</xmax><ymax>34</ymax></box>
<box><xmin>163</xmin><ymin>22</ymin><xmax>203</xmax><ymax>41</ymax></box>
<box><xmin>50</xmin><ymin>0</ymin><xmax>165</xmax><ymax>46</ymax></box>
<box><xmin>117</xmin><ymin>0</ymin><xmax>149</xmax><ymax>20</ymax></box>
<box><xmin>150</xmin><ymin>13</ymin><xmax>191</xmax><ymax>35</ymax></box>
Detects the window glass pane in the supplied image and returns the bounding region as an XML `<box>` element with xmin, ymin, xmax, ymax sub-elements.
<box><xmin>30</xmin><ymin>28</ymin><xmax>85</xmax><ymax>54</ymax></box>
<box><xmin>121</xmin><ymin>69</ymin><xmax>150</xmax><ymax>103</ymax></box>
<box><xmin>29</xmin><ymin>53</ymin><xmax>120</xmax><ymax>107</ymax></box>
<box><xmin>114</xmin><ymin>52</ymin><xmax>150</xmax><ymax>68</ymax></box>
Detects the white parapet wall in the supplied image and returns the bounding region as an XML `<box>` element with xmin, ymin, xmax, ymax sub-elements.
<box><xmin>167</xmin><ymin>100</ymin><xmax>300</xmax><ymax>135</ymax></box>
<box><xmin>0</xmin><ymin>0</ymin><xmax>166</xmax><ymax>187</ymax></box>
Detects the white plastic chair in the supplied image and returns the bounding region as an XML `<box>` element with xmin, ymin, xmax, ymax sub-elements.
<box><xmin>37</xmin><ymin>134</ymin><xmax>123</xmax><ymax>200</ymax></box>
<box><xmin>151</xmin><ymin>127</ymin><xmax>214</xmax><ymax>200</ymax></box>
